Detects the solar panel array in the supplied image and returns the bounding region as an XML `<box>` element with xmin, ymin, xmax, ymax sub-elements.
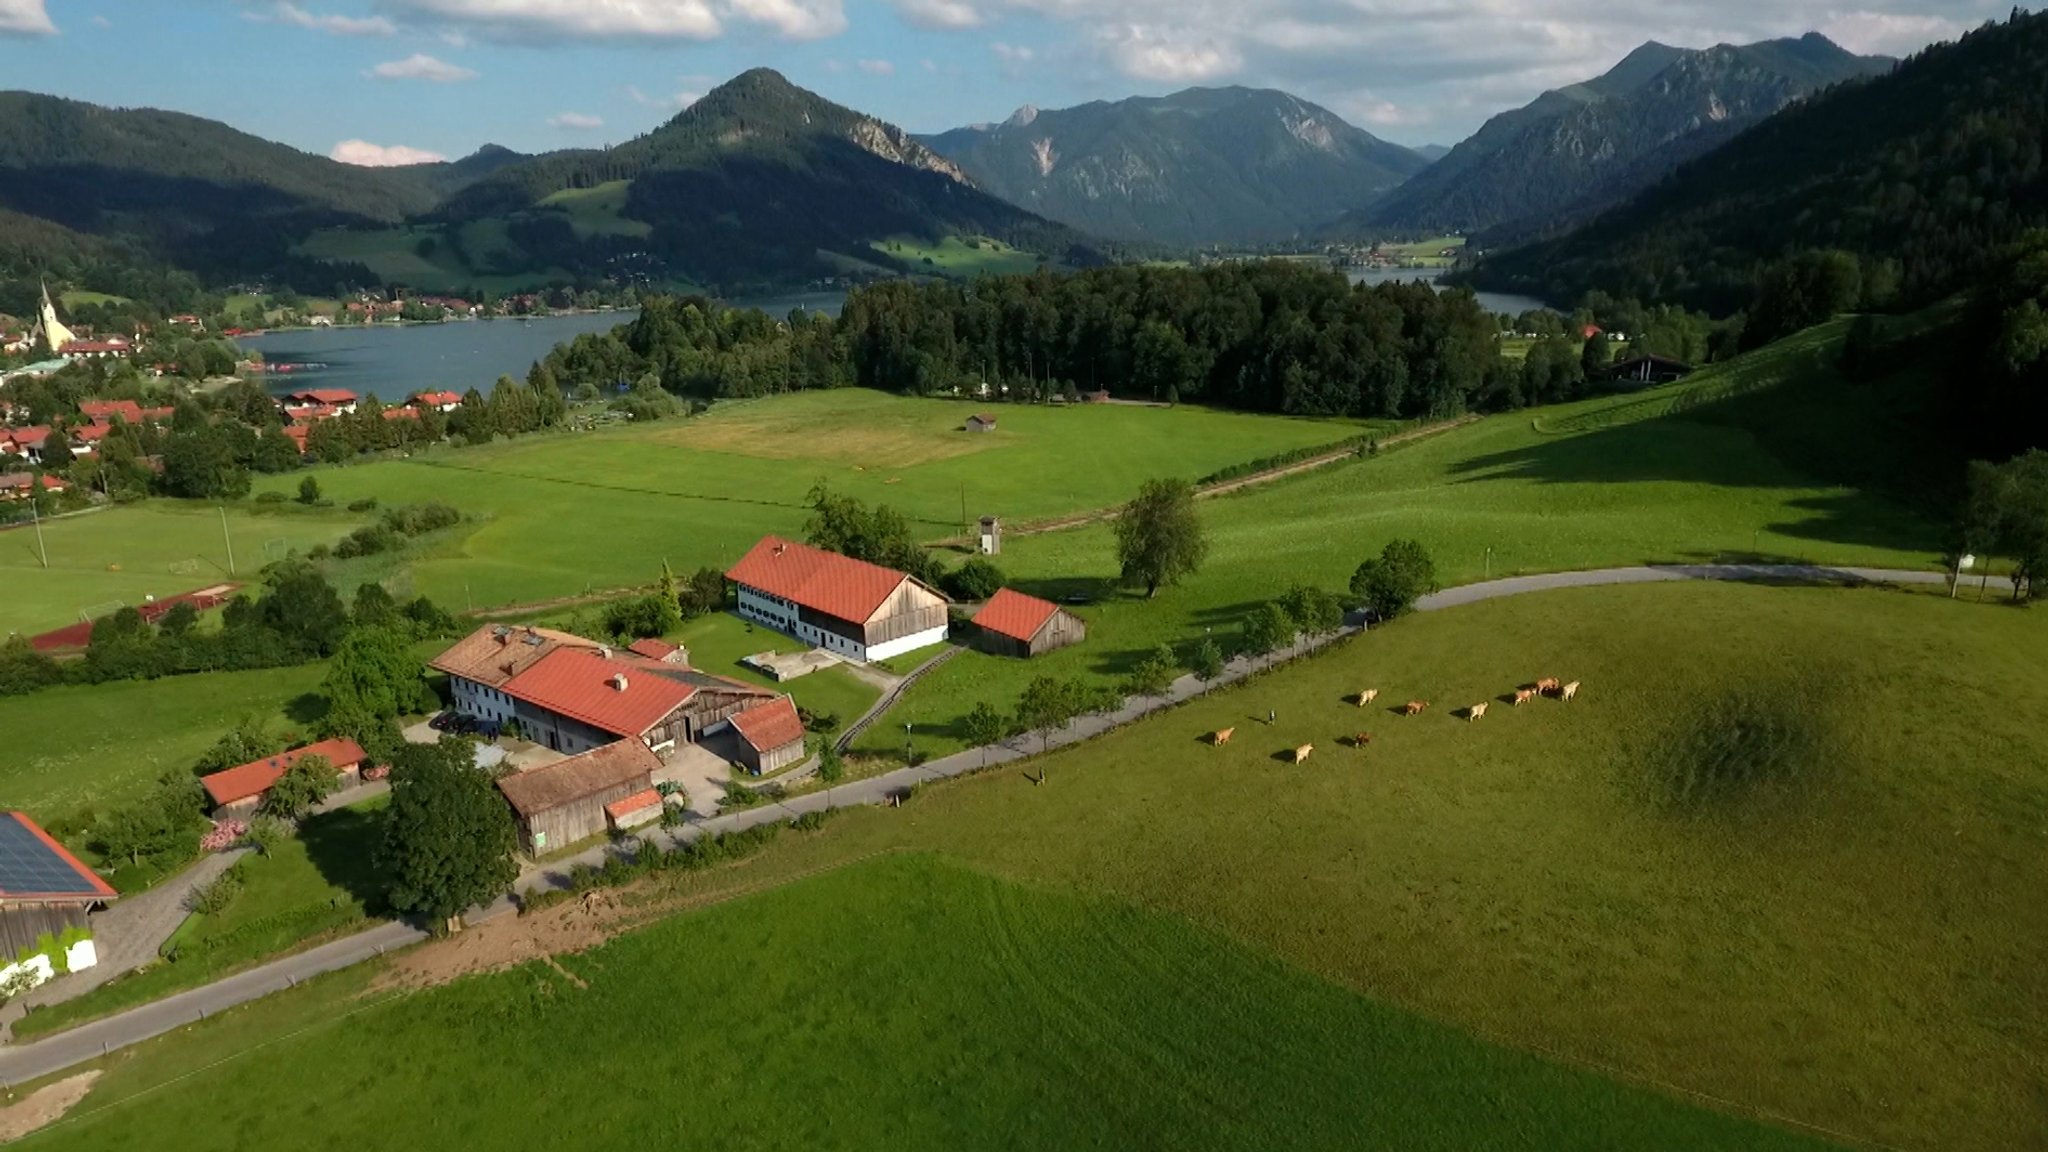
<box><xmin>0</xmin><ymin>816</ymin><xmax>100</xmax><ymax>897</ymax></box>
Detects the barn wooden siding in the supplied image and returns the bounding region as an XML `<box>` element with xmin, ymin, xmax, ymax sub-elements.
<box><xmin>518</xmin><ymin>772</ymin><xmax>653</xmax><ymax>854</ymax></box>
<box><xmin>0</xmin><ymin>904</ymin><xmax>91</xmax><ymax>957</ymax></box>
<box><xmin>865</xmin><ymin>582</ymin><xmax>947</xmax><ymax>647</ymax></box>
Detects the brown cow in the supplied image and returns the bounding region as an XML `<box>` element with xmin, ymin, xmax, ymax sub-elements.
<box><xmin>1212</xmin><ymin>727</ymin><xmax>1235</xmax><ymax>746</ymax></box>
<box><xmin>1356</xmin><ymin>689</ymin><xmax>1379</xmax><ymax>707</ymax></box>
<box><xmin>1536</xmin><ymin>677</ymin><xmax>1561</xmax><ymax>695</ymax></box>
<box><xmin>1402</xmin><ymin>700</ymin><xmax>1428</xmax><ymax>716</ymax></box>
<box><xmin>1561</xmin><ymin>681</ymin><xmax>1581</xmax><ymax>702</ymax></box>
<box><xmin>1352</xmin><ymin>732</ymin><xmax>1373</xmax><ymax>747</ymax></box>
<box><xmin>1467</xmin><ymin>702</ymin><xmax>1489</xmax><ymax>722</ymax></box>
<box><xmin>1292</xmin><ymin>743</ymin><xmax>1314</xmax><ymax>764</ymax></box>
<box><xmin>1513</xmin><ymin>688</ymin><xmax>1537</xmax><ymax>706</ymax></box>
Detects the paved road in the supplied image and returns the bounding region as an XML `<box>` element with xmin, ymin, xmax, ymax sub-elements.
<box><xmin>0</xmin><ymin>562</ymin><xmax>1947</xmax><ymax>1085</ymax></box>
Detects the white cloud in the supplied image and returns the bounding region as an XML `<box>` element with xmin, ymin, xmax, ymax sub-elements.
<box><xmin>368</xmin><ymin>53</ymin><xmax>478</xmax><ymax>81</ymax></box>
<box><xmin>92</xmin><ymin>14</ymin><xmax>111</xmax><ymax>28</ymax></box>
<box><xmin>547</xmin><ymin>111</ymin><xmax>605</xmax><ymax>129</ymax></box>
<box><xmin>627</xmin><ymin>85</ymin><xmax>703</xmax><ymax>110</ymax></box>
<box><xmin>379</xmin><ymin>0</ymin><xmax>846</xmax><ymax>41</ymax></box>
<box><xmin>896</xmin><ymin>0</ymin><xmax>983</xmax><ymax>29</ymax></box>
<box><xmin>0</xmin><ymin>0</ymin><xmax>56</xmax><ymax>36</ymax></box>
<box><xmin>920</xmin><ymin>57</ymin><xmax>938</xmax><ymax>72</ymax></box>
<box><xmin>990</xmin><ymin>41</ymin><xmax>1033</xmax><ymax>63</ymax></box>
<box><xmin>1818</xmin><ymin>11</ymin><xmax>1969</xmax><ymax>56</ymax></box>
<box><xmin>857</xmin><ymin>57</ymin><xmax>895</xmax><ymax>75</ymax></box>
<box><xmin>330</xmin><ymin>139</ymin><xmax>448</xmax><ymax>166</ymax></box>
<box><xmin>1099</xmin><ymin>24</ymin><xmax>1240</xmax><ymax>82</ymax></box>
<box><xmin>248</xmin><ymin>2</ymin><xmax>397</xmax><ymax>36</ymax></box>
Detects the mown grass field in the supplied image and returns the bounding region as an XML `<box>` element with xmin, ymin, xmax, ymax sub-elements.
<box><xmin>35</xmin><ymin>854</ymin><xmax>1832</xmax><ymax>1152</ymax></box>
<box><xmin>0</xmin><ymin>665</ymin><xmax>328</xmax><ymax>820</ymax></box>
<box><xmin>38</xmin><ymin>582</ymin><xmax>2048</xmax><ymax>1151</ymax></box>
<box><xmin>1381</xmin><ymin>235</ymin><xmax>1466</xmax><ymax>266</ymax></box>
<box><xmin>871</xmin><ymin>234</ymin><xmax>1048</xmax><ymax>276</ymax></box>
<box><xmin>666</xmin><ymin>611</ymin><xmax>879</xmax><ymax>735</ymax></box>
<box><xmin>0</xmin><ymin>503</ymin><xmax>360</xmax><ymax>637</ymax></box>
<box><xmin>294</xmin><ymin>226</ymin><xmax>571</xmax><ymax>296</ymax></box>
<box><xmin>856</xmin><ymin>323</ymin><xmax>1940</xmax><ymax>760</ymax></box>
<box><xmin>538</xmin><ymin>181</ymin><xmax>653</xmax><ymax>239</ymax></box>
<box><xmin>247</xmin><ymin>391</ymin><xmax>1365</xmax><ymax>611</ymax></box>
<box><xmin>14</xmin><ymin>798</ymin><xmax>388</xmax><ymax>1040</ymax></box>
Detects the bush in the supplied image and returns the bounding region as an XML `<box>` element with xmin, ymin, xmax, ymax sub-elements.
<box><xmin>790</xmin><ymin>809</ymin><xmax>832</xmax><ymax>832</ymax></box>
<box><xmin>255</xmin><ymin>491</ymin><xmax>288</xmax><ymax>505</ymax></box>
<box><xmin>818</xmin><ymin>743</ymin><xmax>845</xmax><ymax>783</ymax></box>
<box><xmin>347</xmin><ymin>497</ymin><xmax>380</xmax><ymax>513</ymax></box>
<box><xmin>941</xmin><ymin>557</ymin><xmax>1006</xmax><ymax>601</ymax></box>
<box><xmin>1198</xmin><ymin>435</ymin><xmax>1372</xmax><ymax>485</ymax></box>
<box><xmin>186</xmin><ymin>869</ymin><xmax>244</xmax><ymax>916</ymax></box>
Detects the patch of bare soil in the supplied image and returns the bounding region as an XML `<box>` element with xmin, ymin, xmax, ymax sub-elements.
<box><xmin>0</xmin><ymin>1071</ymin><xmax>99</xmax><ymax>1144</ymax></box>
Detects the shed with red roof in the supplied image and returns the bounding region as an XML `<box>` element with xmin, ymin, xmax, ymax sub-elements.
<box><xmin>498</xmin><ymin>739</ymin><xmax>660</xmax><ymax>853</ymax></box>
<box><xmin>200</xmin><ymin>738</ymin><xmax>367</xmax><ymax>815</ymax></box>
<box><xmin>726</xmin><ymin>696</ymin><xmax>806</xmax><ymax>775</ymax></box>
<box><xmin>725</xmin><ymin>536</ymin><xmax>948</xmax><ymax>664</ymax></box>
<box><xmin>0</xmin><ymin>810</ymin><xmax>118</xmax><ymax>987</ymax></box>
<box><xmin>971</xmin><ymin>588</ymin><xmax>1087</xmax><ymax>658</ymax></box>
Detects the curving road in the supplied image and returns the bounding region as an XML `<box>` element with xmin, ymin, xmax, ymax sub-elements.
<box><xmin>0</xmin><ymin>562</ymin><xmax>1948</xmax><ymax>1087</ymax></box>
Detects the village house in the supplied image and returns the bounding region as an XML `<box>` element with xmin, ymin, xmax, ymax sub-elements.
<box><xmin>726</xmin><ymin>536</ymin><xmax>949</xmax><ymax>663</ymax></box>
<box><xmin>723</xmin><ymin>695</ymin><xmax>806</xmax><ymax>775</ymax></box>
<box><xmin>411</xmin><ymin>390</ymin><xmax>464</xmax><ymax>413</ymax></box>
<box><xmin>58</xmin><ymin>338</ymin><xmax>133</xmax><ymax>361</ymax></box>
<box><xmin>497</xmin><ymin>739</ymin><xmax>661</xmax><ymax>854</ymax></box>
<box><xmin>431</xmin><ymin>624</ymin><xmax>774</xmax><ymax>756</ymax></box>
<box><xmin>0</xmin><ymin>473</ymin><xmax>65</xmax><ymax>500</ymax></box>
<box><xmin>0</xmin><ymin>811</ymin><xmax>117</xmax><ymax>992</ymax></box>
<box><xmin>78</xmin><ymin>400</ymin><xmax>174</xmax><ymax>427</ymax></box>
<box><xmin>971</xmin><ymin>588</ymin><xmax>1088</xmax><ymax>658</ymax></box>
<box><xmin>200</xmin><ymin>738</ymin><xmax>368</xmax><ymax>815</ymax></box>
<box><xmin>0</xmin><ymin>426</ymin><xmax>52</xmax><ymax>465</ymax></box>
<box><xmin>283</xmin><ymin>388</ymin><xmax>360</xmax><ymax>417</ymax></box>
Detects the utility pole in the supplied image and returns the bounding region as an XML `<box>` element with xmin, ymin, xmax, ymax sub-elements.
<box><xmin>30</xmin><ymin>497</ymin><xmax>48</xmax><ymax>569</ymax></box>
<box><xmin>219</xmin><ymin>506</ymin><xmax>236</xmax><ymax>576</ymax></box>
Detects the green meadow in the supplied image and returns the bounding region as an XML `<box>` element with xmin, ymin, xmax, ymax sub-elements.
<box><xmin>38</xmin><ymin>582</ymin><xmax>2046</xmax><ymax>1152</ymax></box>
<box><xmin>247</xmin><ymin>390</ymin><xmax>1367</xmax><ymax>611</ymax></box>
<box><xmin>35</xmin><ymin>856</ymin><xmax>1830</xmax><ymax>1152</ymax></box>
<box><xmin>870</xmin><ymin>234</ymin><xmax>1050</xmax><ymax>276</ymax></box>
<box><xmin>538</xmin><ymin>181</ymin><xmax>654</xmax><ymax>239</ymax></box>
<box><xmin>0</xmin><ymin>503</ymin><xmax>359</xmax><ymax>638</ymax></box>
<box><xmin>854</xmin><ymin>322</ymin><xmax>1940</xmax><ymax>760</ymax></box>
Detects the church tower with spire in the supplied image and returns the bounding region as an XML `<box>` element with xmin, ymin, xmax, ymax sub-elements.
<box><xmin>32</xmin><ymin>280</ymin><xmax>77</xmax><ymax>355</ymax></box>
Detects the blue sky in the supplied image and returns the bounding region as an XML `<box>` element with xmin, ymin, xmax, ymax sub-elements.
<box><xmin>0</xmin><ymin>0</ymin><xmax>2010</xmax><ymax>165</ymax></box>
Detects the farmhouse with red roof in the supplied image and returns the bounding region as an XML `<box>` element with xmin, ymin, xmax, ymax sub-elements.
<box><xmin>200</xmin><ymin>738</ymin><xmax>368</xmax><ymax>815</ymax></box>
<box><xmin>971</xmin><ymin>588</ymin><xmax>1088</xmax><ymax>658</ymax></box>
<box><xmin>725</xmin><ymin>536</ymin><xmax>949</xmax><ymax>663</ymax></box>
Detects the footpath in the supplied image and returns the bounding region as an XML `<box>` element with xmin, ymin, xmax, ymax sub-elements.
<box><xmin>0</xmin><ymin>563</ymin><xmax>1945</xmax><ymax>1086</ymax></box>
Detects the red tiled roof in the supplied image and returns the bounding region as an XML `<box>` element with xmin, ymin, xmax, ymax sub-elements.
<box><xmin>201</xmin><ymin>738</ymin><xmax>367</xmax><ymax>807</ymax></box>
<box><xmin>729</xmin><ymin>696</ymin><xmax>804</xmax><ymax>755</ymax></box>
<box><xmin>0</xmin><ymin>812</ymin><xmax>117</xmax><ymax>902</ymax></box>
<box><xmin>412</xmin><ymin>390</ymin><xmax>463</xmax><ymax>407</ymax></box>
<box><xmin>287</xmin><ymin>404</ymin><xmax>339</xmax><ymax>424</ymax></box>
<box><xmin>498</xmin><ymin>740</ymin><xmax>660</xmax><ymax>817</ymax></box>
<box><xmin>726</xmin><ymin>536</ymin><xmax>929</xmax><ymax>626</ymax></box>
<box><xmin>4</xmin><ymin>426</ymin><xmax>51</xmax><ymax>449</ymax></box>
<box><xmin>972</xmin><ymin>588</ymin><xmax>1062</xmax><ymax>644</ymax></box>
<box><xmin>501</xmin><ymin>648</ymin><xmax>695</xmax><ymax>738</ymax></box>
<box><xmin>79</xmin><ymin>400</ymin><xmax>145</xmax><ymax>425</ymax></box>
<box><xmin>72</xmin><ymin>423</ymin><xmax>111</xmax><ymax>442</ymax></box>
<box><xmin>0</xmin><ymin>473</ymin><xmax>64</xmax><ymax>492</ymax></box>
<box><xmin>59</xmin><ymin>340</ymin><xmax>130</xmax><ymax>355</ymax></box>
<box><xmin>382</xmin><ymin>407</ymin><xmax>421</xmax><ymax>421</ymax></box>
<box><xmin>287</xmin><ymin>388</ymin><xmax>358</xmax><ymax>404</ymax></box>
<box><xmin>603</xmin><ymin>788</ymin><xmax>664</xmax><ymax>822</ymax></box>
<box><xmin>966</xmin><ymin>413</ymin><xmax>997</xmax><ymax>425</ymax></box>
<box><xmin>627</xmin><ymin>638</ymin><xmax>679</xmax><ymax>661</ymax></box>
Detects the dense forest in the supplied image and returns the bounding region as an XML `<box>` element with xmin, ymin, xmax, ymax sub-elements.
<box><xmin>1471</xmin><ymin>12</ymin><xmax>2048</xmax><ymax>313</ymax></box>
<box><xmin>540</xmin><ymin>262</ymin><xmax>1518</xmax><ymax>420</ymax></box>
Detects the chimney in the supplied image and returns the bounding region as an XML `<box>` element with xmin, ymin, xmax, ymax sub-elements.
<box><xmin>598</xmin><ymin>645</ymin><xmax>612</xmax><ymax>660</ymax></box>
<box><xmin>610</xmin><ymin>673</ymin><xmax>629</xmax><ymax>692</ymax></box>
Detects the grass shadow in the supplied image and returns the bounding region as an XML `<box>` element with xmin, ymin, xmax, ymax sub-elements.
<box><xmin>298</xmin><ymin>803</ymin><xmax>390</xmax><ymax>915</ymax></box>
<box><xmin>286</xmin><ymin>692</ymin><xmax>331</xmax><ymax>726</ymax></box>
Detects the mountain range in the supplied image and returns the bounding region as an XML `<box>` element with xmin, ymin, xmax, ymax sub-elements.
<box><xmin>1469</xmin><ymin>12</ymin><xmax>2048</xmax><ymax>313</ymax></box>
<box><xmin>920</xmin><ymin>87</ymin><xmax>1428</xmax><ymax>246</ymax></box>
<box><xmin>1343</xmin><ymin>33</ymin><xmax>1891</xmax><ymax>242</ymax></box>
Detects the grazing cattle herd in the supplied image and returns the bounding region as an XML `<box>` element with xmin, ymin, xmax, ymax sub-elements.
<box><xmin>1222</xmin><ymin>677</ymin><xmax>1585</xmax><ymax>762</ymax></box>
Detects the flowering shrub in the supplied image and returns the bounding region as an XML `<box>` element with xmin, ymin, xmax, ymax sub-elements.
<box><xmin>199</xmin><ymin>820</ymin><xmax>248</xmax><ymax>853</ymax></box>
<box><xmin>363</xmin><ymin>765</ymin><xmax>390</xmax><ymax>782</ymax></box>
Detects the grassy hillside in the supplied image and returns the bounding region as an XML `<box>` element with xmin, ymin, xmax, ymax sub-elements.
<box><xmin>244</xmin><ymin>392</ymin><xmax>1370</xmax><ymax>611</ymax></box>
<box><xmin>38</xmin><ymin>581</ymin><xmax>2048</xmax><ymax>1152</ymax></box>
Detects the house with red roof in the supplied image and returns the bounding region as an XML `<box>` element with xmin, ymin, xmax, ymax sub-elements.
<box><xmin>0</xmin><ymin>811</ymin><xmax>117</xmax><ymax>989</ymax></box>
<box><xmin>283</xmin><ymin>388</ymin><xmax>359</xmax><ymax>416</ymax></box>
<box><xmin>1</xmin><ymin>426</ymin><xmax>53</xmax><ymax>464</ymax></box>
<box><xmin>725</xmin><ymin>536</ymin><xmax>949</xmax><ymax>663</ymax></box>
<box><xmin>411</xmin><ymin>390</ymin><xmax>464</xmax><ymax>412</ymax></box>
<box><xmin>199</xmin><ymin>738</ymin><xmax>368</xmax><ymax>815</ymax></box>
<box><xmin>724</xmin><ymin>695</ymin><xmax>806</xmax><ymax>775</ymax></box>
<box><xmin>971</xmin><ymin>588</ymin><xmax>1088</xmax><ymax>658</ymax></box>
<box><xmin>0</xmin><ymin>472</ymin><xmax>66</xmax><ymax>501</ymax></box>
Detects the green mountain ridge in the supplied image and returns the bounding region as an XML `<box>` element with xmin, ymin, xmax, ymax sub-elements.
<box><xmin>1340</xmin><ymin>34</ymin><xmax>1890</xmax><ymax>240</ymax></box>
<box><xmin>920</xmin><ymin>86</ymin><xmax>1429</xmax><ymax>246</ymax></box>
<box><xmin>413</xmin><ymin>68</ymin><xmax>1101</xmax><ymax>291</ymax></box>
<box><xmin>1469</xmin><ymin>11</ymin><xmax>2048</xmax><ymax>313</ymax></box>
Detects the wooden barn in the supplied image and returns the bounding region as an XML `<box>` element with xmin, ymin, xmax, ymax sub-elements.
<box><xmin>497</xmin><ymin>740</ymin><xmax>661</xmax><ymax>854</ymax></box>
<box><xmin>727</xmin><ymin>536</ymin><xmax>950</xmax><ymax>663</ymax></box>
<box><xmin>1604</xmin><ymin>354</ymin><xmax>1693</xmax><ymax>386</ymax></box>
<box><xmin>200</xmin><ymin>738</ymin><xmax>367</xmax><ymax>816</ymax></box>
<box><xmin>971</xmin><ymin>588</ymin><xmax>1087</xmax><ymax>658</ymax></box>
<box><xmin>726</xmin><ymin>696</ymin><xmax>807</xmax><ymax>776</ymax></box>
<box><xmin>964</xmin><ymin>413</ymin><xmax>998</xmax><ymax>433</ymax></box>
<box><xmin>0</xmin><ymin>811</ymin><xmax>117</xmax><ymax>990</ymax></box>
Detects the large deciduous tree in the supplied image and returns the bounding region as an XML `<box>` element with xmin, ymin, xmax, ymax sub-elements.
<box><xmin>1350</xmin><ymin>539</ymin><xmax>1439</xmax><ymax>621</ymax></box>
<box><xmin>1113</xmin><ymin>478</ymin><xmax>1207</xmax><ymax>598</ymax></box>
<box><xmin>262</xmin><ymin>754</ymin><xmax>337</xmax><ymax>820</ymax></box>
<box><xmin>377</xmin><ymin>738</ymin><xmax>518</xmax><ymax>931</ymax></box>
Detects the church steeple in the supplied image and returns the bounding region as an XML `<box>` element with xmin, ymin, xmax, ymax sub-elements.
<box><xmin>34</xmin><ymin>279</ymin><xmax>76</xmax><ymax>355</ymax></box>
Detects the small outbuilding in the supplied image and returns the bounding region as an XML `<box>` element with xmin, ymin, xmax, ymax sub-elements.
<box><xmin>971</xmin><ymin>588</ymin><xmax>1087</xmax><ymax>658</ymax></box>
<box><xmin>964</xmin><ymin>413</ymin><xmax>998</xmax><ymax>433</ymax></box>
<box><xmin>201</xmin><ymin>738</ymin><xmax>367</xmax><ymax>815</ymax></box>
<box><xmin>497</xmin><ymin>739</ymin><xmax>661</xmax><ymax>854</ymax></box>
<box><xmin>727</xmin><ymin>696</ymin><xmax>806</xmax><ymax>776</ymax></box>
<box><xmin>1604</xmin><ymin>354</ymin><xmax>1694</xmax><ymax>386</ymax></box>
<box><xmin>603</xmin><ymin>789</ymin><xmax>665</xmax><ymax>833</ymax></box>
